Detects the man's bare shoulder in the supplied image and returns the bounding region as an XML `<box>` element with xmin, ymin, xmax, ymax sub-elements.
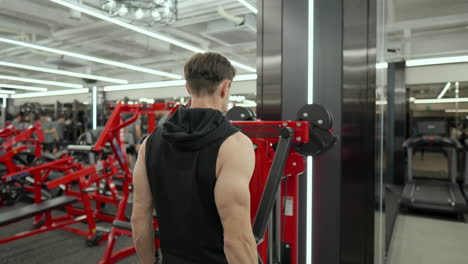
<box><xmin>220</xmin><ymin>132</ymin><xmax>253</xmax><ymax>153</ymax></box>
<box><xmin>217</xmin><ymin>132</ymin><xmax>254</xmax><ymax>177</ymax></box>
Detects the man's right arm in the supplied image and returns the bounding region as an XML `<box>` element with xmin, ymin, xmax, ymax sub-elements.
<box><xmin>215</xmin><ymin>133</ymin><xmax>257</xmax><ymax>264</ymax></box>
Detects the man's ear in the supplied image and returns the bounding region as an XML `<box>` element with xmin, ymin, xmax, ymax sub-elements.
<box><xmin>185</xmin><ymin>83</ymin><xmax>191</xmax><ymax>96</ymax></box>
<box><xmin>219</xmin><ymin>80</ymin><xmax>231</xmax><ymax>98</ymax></box>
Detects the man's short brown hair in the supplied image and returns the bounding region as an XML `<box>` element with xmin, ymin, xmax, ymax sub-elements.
<box><xmin>184</xmin><ymin>52</ymin><xmax>236</xmax><ymax>96</ymax></box>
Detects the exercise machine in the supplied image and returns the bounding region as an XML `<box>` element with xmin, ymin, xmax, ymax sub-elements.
<box><xmin>401</xmin><ymin>135</ymin><xmax>467</xmax><ymax>216</ymax></box>
<box><xmin>0</xmin><ymin>102</ymin><xmax>175</xmax><ymax>246</ymax></box>
<box><xmin>0</xmin><ymin>157</ymin><xmax>98</xmax><ymax>244</ymax></box>
<box><xmin>0</xmin><ymin>122</ymin><xmax>45</xmax><ymax>205</ymax></box>
<box><xmin>99</xmin><ymin>104</ymin><xmax>335</xmax><ymax>264</ymax></box>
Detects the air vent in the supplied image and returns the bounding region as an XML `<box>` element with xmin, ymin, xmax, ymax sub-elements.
<box><xmin>203</xmin><ymin>15</ymin><xmax>256</xmax><ymax>46</ymax></box>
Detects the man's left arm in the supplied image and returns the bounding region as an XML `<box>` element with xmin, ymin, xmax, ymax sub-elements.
<box><xmin>131</xmin><ymin>140</ymin><xmax>155</xmax><ymax>264</ymax></box>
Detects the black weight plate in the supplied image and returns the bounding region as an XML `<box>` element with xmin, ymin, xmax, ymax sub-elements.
<box><xmin>294</xmin><ymin>128</ymin><xmax>337</xmax><ymax>156</ymax></box>
<box><xmin>296</xmin><ymin>104</ymin><xmax>333</xmax><ymax>130</ymax></box>
<box><xmin>226</xmin><ymin>106</ymin><xmax>255</xmax><ymax>121</ymax></box>
<box><xmin>246</xmin><ymin>107</ymin><xmax>257</xmax><ymax>120</ymax></box>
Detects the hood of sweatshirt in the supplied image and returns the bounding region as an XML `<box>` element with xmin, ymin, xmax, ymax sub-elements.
<box><xmin>161</xmin><ymin>106</ymin><xmax>237</xmax><ymax>151</ymax></box>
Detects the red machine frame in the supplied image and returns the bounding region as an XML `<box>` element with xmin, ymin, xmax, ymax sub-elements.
<box><xmin>0</xmin><ymin>157</ymin><xmax>98</xmax><ymax>243</ymax></box>
<box><xmin>0</xmin><ymin>103</ymin><xmax>175</xmax><ymax>246</ymax></box>
<box><xmin>0</xmin><ymin>122</ymin><xmax>45</xmax><ymax>205</ymax></box>
<box><xmin>99</xmin><ymin>112</ymin><xmax>310</xmax><ymax>264</ymax></box>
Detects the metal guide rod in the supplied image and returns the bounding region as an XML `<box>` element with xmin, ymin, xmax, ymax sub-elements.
<box><xmin>253</xmin><ymin>127</ymin><xmax>295</xmax><ymax>244</ymax></box>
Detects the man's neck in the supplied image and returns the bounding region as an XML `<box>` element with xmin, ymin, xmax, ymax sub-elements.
<box><xmin>190</xmin><ymin>97</ymin><xmax>223</xmax><ymax>111</ymax></box>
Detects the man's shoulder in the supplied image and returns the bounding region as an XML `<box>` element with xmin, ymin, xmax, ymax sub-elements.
<box><xmin>223</xmin><ymin>132</ymin><xmax>252</xmax><ymax>150</ymax></box>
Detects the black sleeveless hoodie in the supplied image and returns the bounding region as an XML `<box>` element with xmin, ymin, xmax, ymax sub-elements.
<box><xmin>145</xmin><ymin>106</ymin><xmax>239</xmax><ymax>264</ymax></box>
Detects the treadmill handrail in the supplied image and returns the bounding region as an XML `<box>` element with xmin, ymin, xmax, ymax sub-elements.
<box><xmin>403</xmin><ymin>136</ymin><xmax>462</xmax><ymax>149</ymax></box>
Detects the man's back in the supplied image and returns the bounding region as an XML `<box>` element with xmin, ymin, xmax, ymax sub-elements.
<box><xmin>144</xmin><ymin>107</ymin><xmax>256</xmax><ymax>263</ymax></box>
<box><xmin>131</xmin><ymin>52</ymin><xmax>257</xmax><ymax>264</ymax></box>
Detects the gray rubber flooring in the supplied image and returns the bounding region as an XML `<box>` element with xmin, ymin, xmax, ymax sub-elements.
<box><xmin>0</xmin><ymin>203</ymin><xmax>137</xmax><ymax>264</ymax></box>
<box><xmin>387</xmin><ymin>214</ymin><xmax>468</xmax><ymax>264</ymax></box>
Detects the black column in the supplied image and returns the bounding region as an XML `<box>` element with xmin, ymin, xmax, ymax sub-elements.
<box><xmin>257</xmin><ymin>0</ymin><xmax>310</xmax><ymax>261</ymax></box>
<box><xmin>386</xmin><ymin>62</ymin><xmax>407</xmax><ymax>185</ymax></box>
<box><xmin>313</xmin><ymin>0</ymin><xmax>376</xmax><ymax>263</ymax></box>
<box><xmin>257</xmin><ymin>0</ymin><xmax>376</xmax><ymax>263</ymax></box>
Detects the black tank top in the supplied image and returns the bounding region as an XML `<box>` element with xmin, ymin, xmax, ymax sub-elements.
<box><xmin>145</xmin><ymin>107</ymin><xmax>238</xmax><ymax>264</ymax></box>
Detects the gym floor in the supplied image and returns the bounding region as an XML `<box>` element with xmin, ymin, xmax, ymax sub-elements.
<box><xmin>0</xmin><ymin>203</ymin><xmax>137</xmax><ymax>264</ymax></box>
<box><xmin>388</xmin><ymin>214</ymin><xmax>468</xmax><ymax>264</ymax></box>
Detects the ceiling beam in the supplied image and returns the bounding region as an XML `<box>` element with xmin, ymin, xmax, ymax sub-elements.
<box><xmin>387</xmin><ymin>13</ymin><xmax>468</xmax><ymax>34</ymax></box>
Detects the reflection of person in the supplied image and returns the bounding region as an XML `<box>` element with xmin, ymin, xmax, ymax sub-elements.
<box><xmin>39</xmin><ymin>112</ymin><xmax>56</xmax><ymax>153</ymax></box>
<box><xmin>11</xmin><ymin>114</ymin><xmax>24</xmax><ymax>130</ymax></box>
<box><xmin>54</xmin><ymin>115</ymin><xmax>66</xmax><ymax>145</ymax></box>
<box><xmin>132</xmin><ymin>53</ymin><xmax>257</xmax><ymax>264</ymax></box>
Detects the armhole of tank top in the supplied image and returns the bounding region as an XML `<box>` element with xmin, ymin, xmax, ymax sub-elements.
<box><xmin>144</xmin><ymin>127</ymin><xmax>159</xmax><ymax>173</ymax></box>
<box><xmin>214</xmin><ymin>130</ymin><xmax>241</xmax><ymax>181</ymax></box>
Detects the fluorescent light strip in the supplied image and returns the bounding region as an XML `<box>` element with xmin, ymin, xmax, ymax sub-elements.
<box><xmin>414</xmin><ymin>98</ymin><xmax>468</xmax><ymax>104</ymax></box>
<box><xmin>49</xmin><ymin>0</ymin><xmax>256</xmax><ymax>73</ymax></box>
<box><xmin>0</xmin><ymin>84</ymin><xmax>47</xmax><ymax>92</ymax></box>
<box><xmin>0</xmin><ymin>38</ymin><xmax>180</xmax><ymax>79</ymax></box>
<box><xmin>0</xmin><ymin>90</ymin><xmax>16</xmax><ymax>94</ymax></box>
<box><xmin>0</xmin><ymin>61</ymin><xmax>128</xmax><ymax>84</ymax></box>
<box><xmin>307</xmin><ymin>0</ymin><xmax>314</xmax><ymax>263</ymax></box>
<box><xmin>104</xmin><ymin>74</ymin><xmax>257</xmax><ymax>92</ymax></box>
<box><xmin>445</xmin><ymin>109</ymin><xmax>468</xmax><ymax>113</ymax></box>
<box><xmin>104</xmin><ymin>80</ymin><xmax>185</xmax><ymax>91</ymax></box>
<box><xmin>437</xmin><ymin>82</ymin><xmax>451</xmax><ymax>99</ymax></box>
<box><xmin>376</xmin><ymin>62</ymin><xmax>388</xmax><ymax>69</ymax></box>
<box><xmin>92</xmin><ymin>86</ymin><xmax>97</xmax><ymax>130</ymax></box>
<box><xmin>237</xmin><ymin>0</ymin><xmax>258</xmax><ymax>14</ymax></box>
<box><xmin>376</xmin><ymin>100</ymin><xmax>387</xmax><ymax>105</ymax></box>
<box><xmin>0</xmin><ymin>75</ymin><xmax>82</xmax><ymax>88</ymax></box>
<box><xmin>11</xmin><ymin>88</ymin><xmax>89</xmax><ymax>99</ymax></box>
<box><xmin>233</xmin><ymin>74</ymin><xmax>257</xmax><ymax>81</ymax></box>
<box><xmin>406</xmin><ymin>55</ymin><xmax>468</xmax><ymax>67</ymax></box>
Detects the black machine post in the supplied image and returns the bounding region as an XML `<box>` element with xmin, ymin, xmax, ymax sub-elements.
<box><xmin>252</xmin><ymin>127</ymin><xmax>294</xmax><ymax>245</ymax></box>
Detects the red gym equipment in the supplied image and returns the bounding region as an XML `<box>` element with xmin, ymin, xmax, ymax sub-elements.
<box><xmin>0</xmin><ymin>157</ymin><xmax>98</xmax><ymax>243</ymax></box>
<box><xmin>0</xmin><ymin>102</ymin><xmax>175</xmax><ymax>246</ymax></box>
<box><xmin>0</xmin><ymin>121</ymin><xmax>44</xmax><ymax>174</ymax></box>
<box><xmin>99</xmin><ymin>104</ymin><xmax>335</xmax><ymax>264</ymax></box>
<box><xmin>0</xmin><ymin>122</ymin><xmax>45</xmax><ymax>206</ymax></box>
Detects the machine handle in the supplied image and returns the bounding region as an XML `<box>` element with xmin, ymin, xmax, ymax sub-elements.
<box><xmin>67</xmin><ymin>145</ymin><xmax>94</xmax><ymax>152</ymax></box>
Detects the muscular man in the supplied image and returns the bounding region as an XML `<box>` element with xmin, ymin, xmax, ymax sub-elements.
<box><xmin>131</xmin><ymin>52</ymin><xmax>258</xmax><ymax>264</ymax></box>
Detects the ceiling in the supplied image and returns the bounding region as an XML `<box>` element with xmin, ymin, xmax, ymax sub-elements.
<box><xmin>0</xmin><ymin>0</ymin><xmax>257</xmax><ymax>94</ymax></box>
<box><xmin>385</xmin><ymin>0</ymin><xmax>468</xmax><ymax>61</ymax></box>
<box><xmin>0</xmin><ymin>0</ymin><xmax>467</xmax><ymax>99</ymax></box>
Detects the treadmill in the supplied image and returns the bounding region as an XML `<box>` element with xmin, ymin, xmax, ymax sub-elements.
<box><xmin>463</xmin><ymin>139</ymin><xmax>468</xmax><ymax>202</ymax></box>
<box><xmin>401</xmin><ymin>135</ymin><xmax>467</xmax><ymax>215</ymax></box>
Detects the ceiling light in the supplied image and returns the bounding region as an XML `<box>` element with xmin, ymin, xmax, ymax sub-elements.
<box><xmin>0</xmin><ymin>90</ymin><xmax>16</xmax><ymax>94</ymax></box>
<box><xmin>406</xmin><ymin>56</ymin><xmax>468</xmax><ymax>67</ymax></box>
<box><xmin>104</xmin><ymin>74</ymin><xmax>258</xmax><ymax>92</ymax></box>
<box><xmin>134</xmin><ymin>8</ymin><xmax>145</xmax><ymax>20</ymax></box>
<box><xmin>104</xmin><ymin>80</ymin><xmax>185</xmax><ymax>91</ymax></box>
<box><xmin>233</xmin><ymin>74</ymin><xmax>257</xmax><ymax>81</ymax></box>
<box><xmin>437</xmin><ymin>82</ymin><xmax>451</xmax><ymax>99</ymax></box>
<box><xmin>0</xmin><ymin>61</ymin><xmax>128</xmax><ymax>84</ymax></box>
<box><xmin>237</xmin><ymin>0</ymin><xmax>258</xmax><ymax>14</ymax></box>
<box><xmin>376</xmin><ymin>62</ymin><xmax>388</xmax><ymax>69</ymax></box>
<box><xmin>118</xmin><ymin>4</ymin><xmax>129</xmax><ymax>16</ymax></box>
<box><xmin>0</xmin><ymin>75</ymin><xmax>82</xmax><ymax>88</ymax></box>
<box><xmin>11</xmin><ymin>88</ymin><xmax>90</xmax><ymax>99</ymax></box>
<box><xmin>49</xmin><ymin>0</ymin><xmax>256</xmax><ymax>73</ymax></box>
<box><xmin>0</xmin><ymin>84</ymin><xmax>47</xmax><ymax>92</ymax></box>
<box><xmin>0</xmin><ymin>37</ymin><xmax>180</xmax><ymax>79</ymax></box>
<box><xmin>413</xmin><ymin>98</ymin><xmax>468</xmax><ymax>104</ymax></box>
